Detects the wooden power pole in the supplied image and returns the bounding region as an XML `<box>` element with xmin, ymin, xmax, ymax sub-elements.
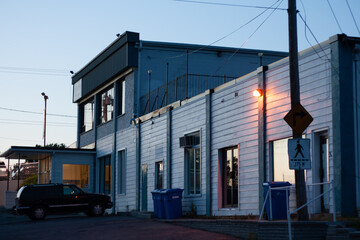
<box><xmin>288</xmin><ymin>0</ymin><xmax>309</xmax><ymax>220</ymax></box>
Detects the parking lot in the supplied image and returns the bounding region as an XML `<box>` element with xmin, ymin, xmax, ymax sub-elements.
<box><xmin>0</xmin><ymin>208</ymin><xmax>238</xmax><ymax>240</ymax></box>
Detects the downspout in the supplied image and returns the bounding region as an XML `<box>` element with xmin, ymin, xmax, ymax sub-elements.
<box><xmin>94</xmin><ymin>94</ymin><xmax>99</xmax><ymax>193</ymax></box>
<box><xmin>135</xmin><ymin>119</ymin><xmax>141</xmax><ymax>211</ymax></box>
<box><xmin>205</xmin><ymin>89</ymin><xmax>213</xmax><ymax>216</ymax></box>
<box><xmin>111</xmin><ymin>81</ymin><xmax>119</xmax><ymax>214</ymax></box>
<box><xmin>166</xmin><ymin>106</ymin><xmax>172</xmax><ymax>189</ymax></box>
<box><xmin>257</xmin><ymin>66</ymin><xmax>268</xmax><ymax>213</ymax></box>
<box><xmin>77</xmin><ymin>105</ymin><xmax>81</xmax><ymax>148</ymax></box>
<box><xmin>353</xmin><ymin>45</ymin><xmax>360</xmax><ymax>214</ymax></box>
<box><xmin>135</xmin><ymin>40</ymin><xmax>142</xmax><ymax>212</ymax></box>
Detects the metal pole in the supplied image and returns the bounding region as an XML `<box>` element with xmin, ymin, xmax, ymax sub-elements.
<box><xmin>166</xmin><ymin>63</ymin><xmax>168</xmax><ymax>106</ymax></box>
<box><xmin>41</xmin><ymin>92</ymin><xmax>48</xmax><ymax>147</ymax></box>
<box><xmin>332</xmin><ymin>180</ymin><xmax>336</xmax><ymax>222</ymax></box>
<box><xmin>148</xmin><ymin>70</ymin><xmax>151</xmax><ymax>113</ymax></box>
<box><xmin>288</xmin><ymin>0</ymin><xmax>308</xmax><ymax>220</ymax></box>
<box><xmin>7</xmin><ymin>158</ymin><xmax>10</xmax><ymax>191</ymax></box>
<box><xmin>186</xmin><ymin>50</ymin><xmax>188</xmax><ymax>99</ymax></box>
<box><xmin>269</xmin><ymin>187</ymin><xmax>273</xmax><ymax>220</ymax></box>
<box><xmin>286</xmin><ymin>188</ymin><xmax>292</xmax><ymax>240</ymax></box>
<box><xmin>17</xmin><ymin>154</ymin><xmax>20</xmax><ymax>190</ymax></box>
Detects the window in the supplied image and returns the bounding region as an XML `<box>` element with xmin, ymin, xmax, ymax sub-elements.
<box><xmin>118</xmin><ymin>80</ymin><xmax>125</xmax><ymax>116</ymax></box>
<box><xmin>219</xmin><ymin>146</ymin><xmax>238</xmax><ymax>208</ymax></box>
<box><xmin>99</xmin><ymin>87</ymin><xmax>114</xmax><ymax>124</ymax></box>
<box><xmin>99</xmin><ymin>155</ymin><xmax>111</xmax><ymax>194</ymax></box>
<box><xmin>118</xmin><ymin>150</ymin><xmax>126</xmax><ymax>194</ymax></box>
<box><xmin>184</xmin><ymin>132</ymin><xmax>201</xmax><ymax>195</ymax></box>
<box><xmin>81</xmin><ymin>99</ymin><xmax>94</xmax><ymax>132</ymax></box>
<box><xmin>272</xmin><ymin>138</ymin><xmax>294</xmax><ymax>183</ymax></box>
<box><xmin>62</xmin><ymin>164</ymin><xmax>89</xmax><ymax>188</ymax></box>
<box><xmin>63</xmin><ymin>185</ymin><xmax>82</xmax><ymax>196</ymax></box>
<box><xmin>155</xmin><ymin>161</ymin><xmax>163</xmax><ymax>189</ymax></box>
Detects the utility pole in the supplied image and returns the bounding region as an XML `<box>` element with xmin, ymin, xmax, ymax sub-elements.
<box><xmin>288</xmin><ymin>0</ymin><xmax>309</xmax><ymax>220</ymax></box>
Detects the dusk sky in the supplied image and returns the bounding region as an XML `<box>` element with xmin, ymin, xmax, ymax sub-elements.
<box><xmin>0</xmin><ymin>0</ymin><xmax>359</xmax><ymax>159</ymax></box>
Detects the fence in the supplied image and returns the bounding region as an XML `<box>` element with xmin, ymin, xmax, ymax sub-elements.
<box><xmin>259</xmin><ymin>181</ymin><xmax>336</xmax><ymax>240</ymax></box>
<box><xmin>139</xmin><ymin>73</ymin><xmax>238</xmax><ymax>115</ymax></box>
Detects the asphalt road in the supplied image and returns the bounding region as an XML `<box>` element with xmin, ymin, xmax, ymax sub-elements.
<box><xmin>0</xmin><ymin>209</ymin><xmax>238</xmax><ymax>240</ymax></box>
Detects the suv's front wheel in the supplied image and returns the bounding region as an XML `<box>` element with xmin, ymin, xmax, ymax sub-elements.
<box><xmin>29</xmin><ymin>206</ymin><xmax>46</xmax><ymax>220</ymax></box>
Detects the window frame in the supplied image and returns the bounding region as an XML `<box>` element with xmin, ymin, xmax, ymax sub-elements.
<box><xmin>80</xmin><ymin>98</ymin><xmax>94</xmax><ymax>133</ymax></box>
<box><xmin>118</xmin><ymin>79</ymin><xmax>126</xmax><ymax>116</ymax></box>
<box><xmin>98</xmin><ymin>86</ymin><xmax>114</xmax><ymax>125</ymax></box>
<box><xmin>99</xmin><ymin>155</ymin><xmax>111</xmax><ymax>195</ymax></box>
<box><xmin>184</xmin><ymin>131</ymin><xmax>201</xmax><ymax>196</ymax></box>
<box><xmin>118</xmin><ymin>149</ymin><xmax>126</xmax><ymax>194</ymax></box>
<box><xmin>62</xmin><ymin>164</ymin><xmax>90</xmax><ymax>189</ymax></box>
<box><xmin>155</xmin><ymin>161</ymin><xmax>164</xmax><ymax>190</ymax></box>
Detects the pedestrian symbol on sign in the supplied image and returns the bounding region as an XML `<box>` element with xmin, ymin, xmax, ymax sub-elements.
<box><xmin>294</xmin><ymin>140</ymin><xmax>304</xmax><ymax>158</ymax></box>
<box><xmin>288</xmin><ymin>138</ymin><xmax>311</xmax><ymax>170</ymax></box>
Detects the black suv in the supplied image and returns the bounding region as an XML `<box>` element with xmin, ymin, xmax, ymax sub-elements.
<box><xmin>16</xmin><ymin>183</ymin><xmax>113</xmax><ymax>220</ymax></box>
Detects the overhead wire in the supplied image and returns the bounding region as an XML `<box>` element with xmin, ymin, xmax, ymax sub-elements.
<box><xmin>326</xmin><ymin>0</ymin><xmax>343</xmax><ymax>33</ymax></box>
<box><xmin>168</xmin><ymin>0</ymin><xmax>285</xmax><ymax>59</ymax></box>
<box><xmin>214</xmin><ymin>0</ymin><xmax>285</xmax><ymax>73</ymax></box>
<box><xmin>0</xmin><ymin>106</ymin><xmax>76</xmax><ymax>118</ymax></box>
<box><xmin>0</xmin><ymin>66</ymin><xmax>71</xmax><ymax>76</ymax></box>
<box><xmin>345</xmin><ymin>0</ymin><xmax>360</xmax><ymax>35</ymax></box>
<box><xmin>172</xmin><ymin>0</ymin><xmax>287</xmax><ymax>10</ymax></box>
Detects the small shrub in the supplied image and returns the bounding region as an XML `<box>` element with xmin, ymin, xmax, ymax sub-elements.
<box><xmin>21</xmin><ymin>174</ymin><xmax>38</xmax><ymax>187</ymax></box>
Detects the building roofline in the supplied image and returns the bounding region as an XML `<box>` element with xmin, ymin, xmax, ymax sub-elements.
<box><xmin>0</xmin><ymin>146</ymin><xmax>96</xmax><ymax>159</ymax></box>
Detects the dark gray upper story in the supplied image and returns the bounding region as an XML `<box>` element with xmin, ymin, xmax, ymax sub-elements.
<box><xmin>72</xmin><ymin>31</ymin><xmax>288</xmax><ymax>148</ymax></box>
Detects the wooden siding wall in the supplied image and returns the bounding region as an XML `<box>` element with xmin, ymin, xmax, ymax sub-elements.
<box><xmin>116</xmin><ymin>126</ymin><xmax>137</xmax><ymax>212</ymax></box>
<box><xmin>103</xmin><ymin>41</ymin><xmax>336</xmax><ymax>216</ymax></box>
<box><xmin>172</xmin><ymin>98</ymin><xmax>207</xmax><ymax>214</ymax></box>
<box><xmin>265</xmin><ymin>46</ymin><xmax>333</xmax><ymax>213</ymax></box>
<box><xmin>211</xmin><ymin>74</ymin><xmax>259</xmax><ymax>216</ymax></box>
<box><xmin>139</xmin><ymin>113</ymin><xmax>168</xmax><ymax>211</ymax></box>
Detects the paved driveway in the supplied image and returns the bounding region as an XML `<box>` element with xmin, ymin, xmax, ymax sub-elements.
<box><xmin>0</xmin><ymin>209</ymin><xmax>238</xmax><ymax>240</ymax></box>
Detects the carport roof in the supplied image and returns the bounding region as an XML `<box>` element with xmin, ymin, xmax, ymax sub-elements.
<box><xmin>0</xmin><ymin>146</ymin><xmax>96</xmax><ymax>161</ymax></box>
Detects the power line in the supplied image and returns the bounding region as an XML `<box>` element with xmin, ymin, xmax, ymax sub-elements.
<box><xmin>168</xmin><ymin>0</ymin><xmax>284</xmax><ymax>60</ymax></box>
<box><xmin>0</xmin><ymin>118</ymin><xmax>75</xmax><ymax>125</ymax></box>
<box><xmin>326</xmin><ymin>0</ymin><xmax>343</xmax><ymax>33</ymax></box>
<box><xmin>345</xmin><ymin>0</ymin><xmax>360</xmax><ymax>35</ymax></box>
<box><xmin>214</xmin><ymin>0</ymin><xmax>284</xmax><ymax>73</ymax></box>
<box><xmin>0</xmin><ymin>106</ymin><xmax>76</xmax><ymax>118</ymax></box>
<box><xmin>0</xmin><ymin>66</ymin><xmax>71</xmax><ymax>77</ymax></box>
<box><xmin>0</xmin><ymin>66</ymin><xmax>69</xmax><ymax>73</ymax></box>
<box><xmin>173</xmin><ymin>0</ymin><xmax>287</xmax><ymax>10</ymax></box>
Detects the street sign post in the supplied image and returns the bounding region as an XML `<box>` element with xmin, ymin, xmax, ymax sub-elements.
<box><xmin>284</xmin><ymin>102</ymin><xmax>313</xmax><ymax>135</ymax></box>
<box><xmin>288</xmin><ymin>138</ymin><xmax>311</xmax><ymax>170</ymax></box>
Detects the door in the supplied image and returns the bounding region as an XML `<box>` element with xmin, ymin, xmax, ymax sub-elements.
<box><xmin>313</xmin><ymin>131</ymin><xmax>330</xmax><ymax>213</ymax></box>
<box><xmin>223</xmin><ymin>147</ymin><xmax>238</xmax><ymax>208</ymax></box>
<box><xmin>141</xmin><ymin>164</ymin><xmax>148</xmax><ymax>211</ymax></box>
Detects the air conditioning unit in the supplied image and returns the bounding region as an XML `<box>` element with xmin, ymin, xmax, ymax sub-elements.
<box><xmin>179</xmin><ymin>135</ymin><xmax>199</xmax><ymax>148</ymax></box>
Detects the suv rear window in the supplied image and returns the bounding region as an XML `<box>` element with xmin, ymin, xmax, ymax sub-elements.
<box><xmin>19</xmin><ymin>185</ymin><xmax>61</xmax><ymax>200</ymax></box>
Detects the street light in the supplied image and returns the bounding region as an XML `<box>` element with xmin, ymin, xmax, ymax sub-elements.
<box><xmin>41</xmin><ymin>92</ymin><xmax>49</xmax><ymax>147</ymax></box>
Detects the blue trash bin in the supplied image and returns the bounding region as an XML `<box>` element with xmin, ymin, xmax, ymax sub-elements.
<box><xmin>263</xmin><ymin>182</ymin><xmax>291</xmax><ymax>220</ymax></box>
<box><xmin>161</xmin><ymin>189</ymin><xmax>183</xmax><ymax>219</ymax></box>
<box><xmin>151</xmin><ymin>189</ymin><xmax>165</xmax><ymax>218</ymax></box>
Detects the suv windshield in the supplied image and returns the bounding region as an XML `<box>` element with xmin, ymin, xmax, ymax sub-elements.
<box><xmin>17</xmin><ymin>186</ymin><xmax>26</xmax><ymax>198</ymax></box>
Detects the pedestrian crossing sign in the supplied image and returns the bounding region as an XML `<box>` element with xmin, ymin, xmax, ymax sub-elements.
<box><xmin>288</xmin><ymin>138</ymin><xmax>311</xmax><ymax>170</ymax></box>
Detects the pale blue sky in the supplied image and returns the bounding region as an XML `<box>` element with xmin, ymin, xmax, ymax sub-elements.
<box><xmin>0</xmin><ymin>0</ymin><xmax>359</xmax><ymax>158</ymax></box>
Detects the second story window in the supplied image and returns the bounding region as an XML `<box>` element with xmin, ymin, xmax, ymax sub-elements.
<box><xmin>99</xmin><ymin>87</ymin><xmax>114</xmax><ymax>124</ymax></box>
<box><xmin>81</xmin><ymin>98</ymin><xmax>94</xmax><ymax>132</ymax></box>
<box><xmin>118</xmin><ymin>80</ymin><xmax>126</xmax><ymax>116</ymax></box>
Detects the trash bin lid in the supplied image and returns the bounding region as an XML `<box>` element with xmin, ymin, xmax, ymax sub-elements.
<box><xmin>160</xmin><ymin>188</ymin><xmax>184</xmax><ymax>194</ymax></box>
<box><xmin>151</xmin><ymin>189</ymin><xmax>165</xmax><ymax>194</ymax></box>
<box><xmin>263</xmin><ymin>182</ymin><xmax>291</xmax><ymax>187</ymax></box>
